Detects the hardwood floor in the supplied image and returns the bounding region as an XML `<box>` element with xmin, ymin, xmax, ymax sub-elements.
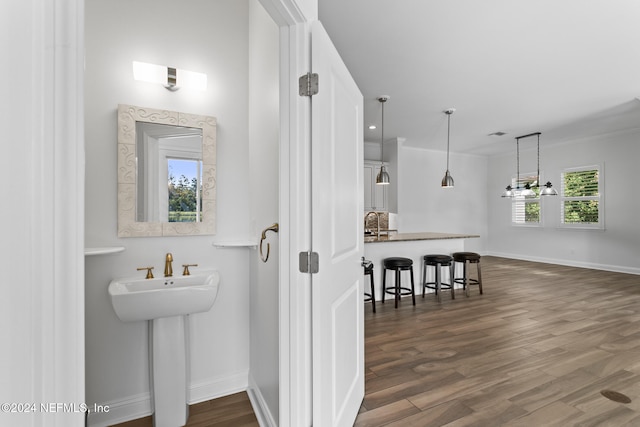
<box><xmin>112</xmin><ymin>256</ymin><xmax>640</xmax><ymax>426</ymax></box>
<box><xmin>110</xmin><ymin>392</ymin><xmax>259</xmax><ymax>426</ymax></box>
<box><xmin>356</xmin><ymin>256</ymin><xmax>640</xmax><ymax>426</ymax></box>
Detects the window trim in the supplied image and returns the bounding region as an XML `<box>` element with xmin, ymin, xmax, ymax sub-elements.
<box><xmin>559</xmin><ymin>164</ymin><xmax>604</xmax><ymax>230</ymax></box>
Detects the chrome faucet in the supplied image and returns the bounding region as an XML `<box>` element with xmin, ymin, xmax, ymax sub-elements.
<box><xmin>364</xmin><ymin>211</ymin><xmax>381</xmax><ymax>237</ymax></box>
<box><xmin>164</xmin><ymin>253</ymin><xmax>173</xmax><ymax>277</ymax></box>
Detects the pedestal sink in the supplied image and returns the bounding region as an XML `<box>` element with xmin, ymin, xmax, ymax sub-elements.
<box><xmin>109</xmin><ymin>270</ymin><xmax>220</xmax><ymax>427</ymax></box>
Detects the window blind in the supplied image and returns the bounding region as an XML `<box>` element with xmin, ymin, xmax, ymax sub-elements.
<box><xmin>561</xmin><ymin>167</ymin><xmax>601</xmax><ymax>226</ymax></box>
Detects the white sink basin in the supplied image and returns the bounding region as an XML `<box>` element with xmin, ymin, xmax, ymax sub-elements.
<box><xmin>109</xmin><ymin>270</ymin><xmax>220</xmax><ymax>322</ymax></box>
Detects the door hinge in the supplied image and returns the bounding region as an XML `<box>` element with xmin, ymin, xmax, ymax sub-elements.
<box><xmin>299</xmin><ymin>251</ymin><xmax>319</xmax><ymax>274</ymax></box>
<box><xmin>298</xmin><ymin>72</ymin><xmax>319</xmax><ymax>97</ymax></box>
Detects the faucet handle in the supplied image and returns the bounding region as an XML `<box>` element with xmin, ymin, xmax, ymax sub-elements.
<box><xmin>182</xmin><ymin>264</ymin><xmax>198</xmax><ymax>276</ymax></box>
<box><xmin>137</xmin><ymin>266</ymin><xmax>154</xmax><ymax>279</ymax></box>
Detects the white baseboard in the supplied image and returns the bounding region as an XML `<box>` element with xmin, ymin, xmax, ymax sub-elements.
<box><xmin>88</xmin><ymin>371</ymin><xmax>249</xmax><ymax>427</ymax></box>
<box><xmin>188</xmin><ymin>370</ymin><xmax>249</xmax><ymax>404</ymax></box>
<box><xmin>486</xmin><ymin>251</ymin><xmax>640</xmax><ymax>276</ymax></box>
<box><xmin>247</xmin><ymin>374</ymin><xmax>278</xmax><ymax>427</ymax></box>
<box><xmin>87</xmin><ymin>392</ymin><xmax>151</xmax><ymax>427</ymax></box>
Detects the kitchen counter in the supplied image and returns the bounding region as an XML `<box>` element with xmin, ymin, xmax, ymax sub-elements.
<box><xmin>363</xmin><ymin>232</ymin><xmax>479</xmax><ymax>301</ymax></box>
<box><xmin>365</xmin><ymin>231</ymin><xmax>479</xmax><ymax>243</ymax></box>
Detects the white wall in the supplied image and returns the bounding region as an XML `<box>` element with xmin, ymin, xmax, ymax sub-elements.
<box><xmin>364</xmin><ymin>140</ymin><xmax>382</xmax><ymax>161</ymax></box>
<box><xmin>487</xmin><ymin>129</ymin><xmax>640</xmax><ymax>274</ymax></box>
<box><xmin>85</xmin><ymin>1</ymin><xmax>257</xmax><ymax>424</ymax></box>
<box><xmin>386</xmin><ymin>127</ymin><xmax>640</xmax><ymax>272</ymax></box>
<box><xmin>247</xmin><ymin>1</ymin><xmax>280</xmax><ymax>425</ymax></box>
<box><xmin>395</xmin><ymin>142</ymin><xmax>489</xmax><ymax>253</ymax></box>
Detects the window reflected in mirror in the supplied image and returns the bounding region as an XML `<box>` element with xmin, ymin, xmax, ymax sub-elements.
<box><xmin>167</xmin><ymin>158</ymin><xmax>203</xmax><ymax>223</ymax></box>
<box><xmin>134</xmin><ymin>121</ymin><xmax>203</xmax><ymax>223</ymax></box>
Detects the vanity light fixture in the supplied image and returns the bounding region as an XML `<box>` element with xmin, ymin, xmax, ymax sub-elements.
<box><xmin>441</xmin><ymin>108</ymin><xmax>456</xmax><ymax>188</ymax></box>
<box><xmin>376</xmin><ymin>96</ymin><xmax>390</xmax><ymax>185</ymax></box>
<box><xmin>132</xmin><ymin>61</ymin><xmax>207</xmax><ymax>91</ymax></box>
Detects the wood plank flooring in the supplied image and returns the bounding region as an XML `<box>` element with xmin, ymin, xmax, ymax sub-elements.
<box><xmin>110</xmin><ymin>392</ymin><xmax>258</xmax><ymax>426</ymax></box>
<box><xmin>357</xmin><ymin>256</ymin><xmax>640</xmax><ymax>426</ymax></box>
<box><xmin>111</xmin><ymin>256</ymin><xmax>640</xmax><ymax>426</ymax></box>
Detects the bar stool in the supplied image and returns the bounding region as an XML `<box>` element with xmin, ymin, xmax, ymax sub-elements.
<box><xmin>452</xmin><ymin>252</ymin><xmax>483</xmax><ymax>297</ymax></box>
<box><xmin>422</xmin><ymin>254</ymin><xmax>454</xmax><ymax>302</ymax></box>
<box><xmin>362</xmin><ymin>258</ymin><xmax>376</xmax><ymax>313</ymax></box>
<box><xmin>382</xmin><ymin>257</ymin><xmax>415</xmax><ymax>309</ymax></box>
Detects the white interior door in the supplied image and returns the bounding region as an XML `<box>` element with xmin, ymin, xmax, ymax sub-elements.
<box><xmin>310</xmin><ymin>20</ymin><xmax>364</xmax><ymax>427</ymax></box>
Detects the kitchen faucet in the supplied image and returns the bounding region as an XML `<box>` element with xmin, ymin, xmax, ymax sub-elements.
<box><xmin>164</xmin><ymin>253</ymin><xmax>173</xmax><ymax>277</ymax></box>
<box><xmin>364</xmin><ymin>211</ymin><xmax>381</xmax><ymax>237</ymax></box>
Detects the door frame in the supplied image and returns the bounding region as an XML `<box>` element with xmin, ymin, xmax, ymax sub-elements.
<box><xmin>13</xmin><ymin>0</ymin><xmax>86</xmax><ymax>425</ymax></box>
<box><xmin>258</xmin><ymin>0</ymin><xmax>314</xmax><ymax>425</ymax></box>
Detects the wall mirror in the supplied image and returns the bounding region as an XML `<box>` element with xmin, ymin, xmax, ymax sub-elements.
<box><xmin>117</xmin><ymin>104</ymin><xmax>216</xmax><ymax>237</ymax></box>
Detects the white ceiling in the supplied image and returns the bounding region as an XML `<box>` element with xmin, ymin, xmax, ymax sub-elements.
<box><xmin>318</xmin><ymin>0</ymin><xmax>640</xmax><ymax>155</ymax></box>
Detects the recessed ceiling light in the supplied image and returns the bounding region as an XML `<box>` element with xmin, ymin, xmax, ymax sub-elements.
<box><xmin>368</xmin><ymin>125</ymin><xmax>377</xmax><ymax>130</ymax></box>
<box><xmin>489</xmin><ymin>131</ymin><xmax>507</xmax><ymax>136</ymax></box>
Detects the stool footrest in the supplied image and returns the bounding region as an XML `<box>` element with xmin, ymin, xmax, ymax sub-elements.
<box><xmin>454</xmin><ymin>278</ymin><xmax>480</xmax><ymax>285</ymax></box>
<box><xmin>384</xmin><ymin>287</ymin><xmax>414</xmax><ymax>296</ymax></box>
<box><xmin>423</xmin><ymin>282</ymin><xmax>453</xmax><ymax>291</ymax></box>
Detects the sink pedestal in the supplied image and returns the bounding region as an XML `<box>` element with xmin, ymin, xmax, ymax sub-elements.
<box><xmin>108</xmin><ymin>270</ymin><xmax>220</xmax><ymax>427</ymax></box>
<box><xmin>150</xmin><ymin>316</ymin><xmax>189</xmax><ymax>427</ymax></box>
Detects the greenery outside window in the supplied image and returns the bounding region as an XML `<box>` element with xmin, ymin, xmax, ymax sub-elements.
<box><xmin>167</xmin><ymin>158</ymin><xmax>203</xmax><ymax>223</ymax></box>
<box><xmin>561</xmin><ymin>165</ymin><xmax>603</xmax><ymax>228</ymax></box>
<box><xmin>511</xmin><ymin>173</ymin><xmax>540</xmax><ymax>225</ymax></box>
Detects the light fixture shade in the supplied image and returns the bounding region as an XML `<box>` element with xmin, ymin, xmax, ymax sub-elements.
<box><xmin>133</xmin><ymin>61</ymin><xmax>167</xmax><ymax>85</ymax></box>
<box><xmin>540</xmin><ymin>181</ymin><xmax>558</xmax><ymax>196</ymax></box>
<box><xmin>177</xmin><ymin>68</ymin><xmax>207</xmax><ymax>91</ymax></box>
<box><xmin>376</xmin><ymin>165</ymin><xmax>390</xmax><ymax>185</ymax></box>
<box><xmin>441</xmin><ymin>170</ymin><xmax>454</xmax><ymax>187</ymax></box>
<box><xmin>501</xmin><ymin>185</ymin><xmax>514</xmax><ymax>198</ymax></box>
<box><xmin>520</xmin><ymin>183</ymin><xmax>536</xmax><ymax>198</ymax></box>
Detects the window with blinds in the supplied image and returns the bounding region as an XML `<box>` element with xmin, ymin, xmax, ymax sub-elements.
<box><xmin>560</xmin><ymin>166</ymin><xmax>602</xmax><ymax>228</ymax></box>
<box><xmin>511</xmin><ymin>173</ymin><xmax>540</xmax><ymax>225</ymax></box>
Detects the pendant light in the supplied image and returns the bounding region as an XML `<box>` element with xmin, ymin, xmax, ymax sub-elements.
<box><xmin>501</xmin><ymin>132</ymin><xmax>557</xmax><ymax>197</ymax></box>
<box><xmin>376</xmin><ymin>96</ymin><xmax>390</xmax><ymax>185</ymax></box>
<box><xmin>441</xmin><ymin>108</ymin><xmax>456</xmax><ymax>188</ymax></box>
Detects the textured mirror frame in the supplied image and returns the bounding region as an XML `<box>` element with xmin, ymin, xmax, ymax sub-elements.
<box><xmin>117</xmin><ymin>104</ymin><xmax>217</xmax><ymax>237</ymax></box>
